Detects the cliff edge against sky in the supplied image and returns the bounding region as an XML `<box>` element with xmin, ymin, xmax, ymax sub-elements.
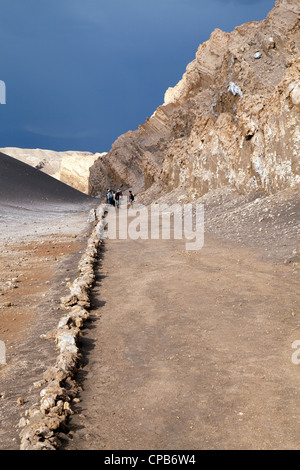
<box><xmin>89</xmin><ymin>0</ymin><xmax>299</xmax><ymax>199</ymax></box>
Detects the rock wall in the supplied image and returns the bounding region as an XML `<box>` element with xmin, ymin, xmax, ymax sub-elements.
<box><xmin>89</xmin><ymin>106</ymin><xmax>173</xmax><ymax>196</ymax></box>
<box><xmin>59</xmin><ymin>153</ymin><xmax>105</xmax><ymax>195</ymax></box>
<box><xmin>89</xmin><ymin>0</ymin><xmax>300</xmax><ymax>199</ymax></box>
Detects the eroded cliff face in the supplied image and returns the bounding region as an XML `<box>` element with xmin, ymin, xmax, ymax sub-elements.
<box><xmin>89</xmin><ymin>0</ymin><xmax>300</xmax><ymax>199</ymax></box>
<box><xmin>59</xmin><ymin>152</ymin><xmax>106</xmax><ymax>195</ymax></box>
<box><xmin>89</xmin><ymin>105</ymin><xmax>173</xmax><ymax>195</ymax></box>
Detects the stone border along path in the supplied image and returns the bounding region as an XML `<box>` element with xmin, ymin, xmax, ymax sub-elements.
<box><xmin>18</xmin><ymin>205</ymin><xmax>107</xmax><ymax>451</ymax></box>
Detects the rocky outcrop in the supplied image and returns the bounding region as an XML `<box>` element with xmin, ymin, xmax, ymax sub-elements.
<box><xmin>59</xmin><ymin>152</ymin><xmax>105</xmax><ymax>195</ymax></box>
<box><xmin>0</xmin><ymin>148</ymin><xmax>106</xmax><ymax>195</ymax></box>
<box><xmin>89</xmin><ymin>106</ymin><xmax>173</xmax><ymax>196</ymax></box>
<box><xmin>89</xmin><ymin>0</ymin><xmax>300</xmax><ymax>199</ymax></box>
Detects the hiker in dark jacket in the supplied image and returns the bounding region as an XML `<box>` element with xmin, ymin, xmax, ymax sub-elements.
<box><xmin>129</xmin><ymin>190</ymin><xmax>134</xmax><ymax>206</ymax></box>
<box><xmin>108</xmin><ymin>190</ymin><xmax>114</xmax><ymax>206</ymax></box>
<box><xmin>115</xmin><ymin>189</ymin><xmax>121</xmax><ymax>208</ymax></box>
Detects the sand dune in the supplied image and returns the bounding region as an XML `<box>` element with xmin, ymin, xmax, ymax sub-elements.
<box><xmin>0</xmin><ymin>151</ymin><xmax>93</xmax><ymax>204</ymax></box>
<box><xmin>0</xmin><ymin>147</ymin><xmax>105</xmax><ymax>195</ymax></box>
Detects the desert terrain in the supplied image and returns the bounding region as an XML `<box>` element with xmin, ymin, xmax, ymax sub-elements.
<box><xmin>0</xmin><ymin>0</ymin><xmax>299</xmax><ymax>452</ymax></box>
<box><xmin>0</xmin><ymin>152</ymin><xmax>98</xmax><ymax>449</ymax></box>
<box><xmin>60</xmin><ymin>187</ymin><xmax>300</xmax><ymax>451</ymax></box>
<box><xmin>0</xmin><ymin>180</ymin><xmax>299</xmax><ymax>450</ymax></box>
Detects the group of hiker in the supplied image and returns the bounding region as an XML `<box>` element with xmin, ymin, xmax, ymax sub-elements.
<box><xmin>106</xmin><ymin>188</ymin><xmax>134</xmax><ymax>208</ymax></box>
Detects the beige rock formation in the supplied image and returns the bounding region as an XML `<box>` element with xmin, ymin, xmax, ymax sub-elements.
<box><xmin>89</xmin><ymin>0</ymin><xmax>300</xmax><ymax>199</ymax></box>
<box><xmin>59</xmin><ymin>152</ymin><xmax>105</xmax><ymax>195</ymax></box>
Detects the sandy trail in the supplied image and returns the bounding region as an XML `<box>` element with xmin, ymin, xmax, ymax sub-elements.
<box><xmin>65</xmin><ymin>224</ymin><xmax>299</xmax><ymax>450</ymax></box>
<box><xmin>0</xmin><ymin>186</ymin><xmax>298</xmax><ymax>450</ymax></box>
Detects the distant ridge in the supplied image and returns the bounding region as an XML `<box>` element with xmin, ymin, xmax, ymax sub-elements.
<box><xmin>0</xmin><ymin>152</ymin><xmax>93</xmax><ymax>204</ymax></box>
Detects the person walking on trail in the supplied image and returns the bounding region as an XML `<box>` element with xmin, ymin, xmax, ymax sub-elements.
<box><xmin>115</xmin><ymin>189</ymin><xmax>121</xmax><ymax>208</ymax></box>
<box><xmin>129</xmin><ymin>190</ymin><xmax>135</xmax><ymax>206</ymax></box>
<box><xmin>108</xmin><ymin>190</ymin><xmax>114</xmax><ymax>206</ymax></box>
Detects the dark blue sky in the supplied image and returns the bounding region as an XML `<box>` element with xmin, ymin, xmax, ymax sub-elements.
<box><xmin>0</xmin><ymin>0</ymin><xmax>275</xmax><ymax>153</ymax></box>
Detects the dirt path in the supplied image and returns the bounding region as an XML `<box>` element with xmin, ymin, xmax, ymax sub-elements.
<box><xmin>64</xmin><ymin>230</ymin><xmax>300</xmax><ymax>450</ymax></box>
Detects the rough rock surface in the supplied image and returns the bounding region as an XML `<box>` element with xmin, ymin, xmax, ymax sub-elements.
<box><xmin>59</xmin><ymin>153</ymin><xmax>106</xmax><ymax>195</ymax></box>
<box><xmin>0</xmin><ymin>148</ymin><xmax>106</xmax><ymax>195</ymax></box>
<box><xmin>89</xmin><ymin>0</ymin><xmax>300</xmax><ymax>199</ymax></box>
